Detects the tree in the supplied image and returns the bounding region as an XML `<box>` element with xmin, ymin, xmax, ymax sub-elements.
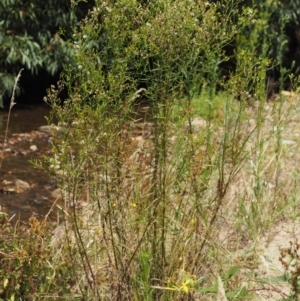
<box><xmin>236</xmin><ymin>0</ymin><xmax>300</xmax><ymax>93</ymax></box>
<box><xmin>0</xmin><ymin>0</ymin><xmax>93</xmax><ymax>106</ymax></box>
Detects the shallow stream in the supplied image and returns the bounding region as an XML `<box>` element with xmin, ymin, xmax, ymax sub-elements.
<box><xmin>0</xmin><ymin>105</ymin><xmax>56</xmax><ymax>222</ymax></box>
<box><xmin>0</xmin><ymin>103</ymin><xmax>151</xmax><ymax>222</ymax></box>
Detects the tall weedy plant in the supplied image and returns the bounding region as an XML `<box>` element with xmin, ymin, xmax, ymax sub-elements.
<box><xmin>45</xmin><ymin>0</ymin><xmax>281</xmax><ymax>300</ymax></box>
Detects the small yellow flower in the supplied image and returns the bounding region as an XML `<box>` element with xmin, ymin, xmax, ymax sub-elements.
<box><xmin>3</xmin><ymin>278</ymin><xmax>8</xmax><ymax>288</ymax></box>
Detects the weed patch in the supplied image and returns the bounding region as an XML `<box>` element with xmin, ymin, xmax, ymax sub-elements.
<box><xmin>3</xmin><ymin>0</ymin><xmax>300</xmax><ymax>300</ymax></box>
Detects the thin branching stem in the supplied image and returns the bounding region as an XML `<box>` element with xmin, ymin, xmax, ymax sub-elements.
<box><xmin>0</xmin><ymin>69</ymin><xmax>23</xmax><ymax>169</ymax></box>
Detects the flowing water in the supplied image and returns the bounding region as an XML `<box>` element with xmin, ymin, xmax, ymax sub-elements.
<box><xmin>0</xmin><ymin>105</ymin><xmax>56</xmax><ymax>222</ymax></box>
<box><xmin>0</xmin><ymin>103</ymin><xmax>151</xmax><ymax>222</ymax></box>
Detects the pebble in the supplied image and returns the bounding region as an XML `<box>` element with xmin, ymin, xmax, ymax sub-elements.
<box><xmin>39</xmin><ymin>125</ymin><xmax>62</xmax><ymax>135</ymax></box>
<box><xmin>51</xmin><ymin>188</ymin><xmax>63</xmax><ymax>201</ymax></box>
<box><xmin>185</xmin><ymin>116</ymin><xmax>207</xmax><ymax>132</ymax></box>
<box><xmin>38</xmin><ymin>125</ymin><xmax>53</xmax><ymax>134</ymax></box>
<box><xmin>30</xmin><ymin>145</ymin><xmax>38</xmax><ymax>151</ymax></box>
<box><xmin>15</xmin><ymin>179</ymin><xmax>30</xmax><ymax>190</ymax></box>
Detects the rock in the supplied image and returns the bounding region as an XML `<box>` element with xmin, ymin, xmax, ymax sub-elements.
<box><xmin>50</xmin><ymin>188</ymin><xmax>73</xmax><ymax>204</ymax></box>
<box><xmin>2</xmin><ymin>179</ymin><xmax>13</xmax><ymax>185</ymax></box>
<box><xmin>281</xmin><ymin>90</ymin><xmax>292</xmax><ymax>97</ymax></box>
<box><xmin>55</xmin><ymin>170</ymin><xmax>67</xmax><ymax>177</ymax></box>
<box><xmin>272</xmin><ymin>91</ymin><xmax>296</xmax><ymax>101</ymax></box>
<box><xmin>191</xmin><ymin>116</ymin><xmax>207</xmax><ymax>128</ymax></box>
<box><xmin>15</xmin><ymin>179</ymin><xmax>30</xmax><ymax>190</ymax></box>
<box><xmin>39</xmin><ymin>125</ymin><xmax>62</xmax><ymax>135</ymax></box>
<box><xmin>38</xmin><ymin>125</ymin><xmax>53</xmax><ymax>134</ymax></box>
<box><xmin>1</xmin><ymin>179</ymin><xmax>16</xmax><ymax>193</ymax></box>
<box><xmin>20</xmin><ymin>149</ymin><xmax>30</xmax><ymax>155</ymax></box>
<box><xmin>185</xmin><ymin>116</ymin><xmax>207</xmax><ymax>132</ymax></box>
<box><xmin>51</xmin><ymin>188</ymin><xmax>63</xmax><ymax>201</ymax></box>
<box><xmin>30</xmin><ymin>145</ymin><xmax>38</xmax><ymax>151</ymax></box>
<box><xmin>1</xmin><ymin>186</ymin><xmax>17</xmax><ymax>193</ymax></box>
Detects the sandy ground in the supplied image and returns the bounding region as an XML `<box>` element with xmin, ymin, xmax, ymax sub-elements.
<box><xmin>239</xmin><ymin>94</ymin><xmax>300</xmax><ymax>300</ymax></box>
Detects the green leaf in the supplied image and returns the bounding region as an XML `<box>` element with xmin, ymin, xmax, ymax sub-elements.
<box><xmin>226</xmin><ymin>291</ymin><xmax>256</xmax><ymax>299</ymax></box>
<box><xmin>198</xmin><ymin>285</ymin><xmax>218</xmax><ymax>293</ymax></box>
<box><xmin>225</xmin><ymin>266</ymin><xmax>242</xmax><ymax>280</ymax></box>
<box><xmin>257</xmin><ymin>273</ymin><xmax>291</xmax><ymax>284</ymax></box>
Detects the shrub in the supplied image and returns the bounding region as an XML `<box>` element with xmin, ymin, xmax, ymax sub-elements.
<box><xmin>0</xmin><ymin>216</ymin><xmax>77</xmax><ymax>300</ymax></box>
<box><xmin>40</xmin><ymin>0</ymin><xmax>300</xmax><ymax>300</ymax></box>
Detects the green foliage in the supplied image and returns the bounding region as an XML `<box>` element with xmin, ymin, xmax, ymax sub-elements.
<box><xmin>239</xmin><ymin>0</ymin><xmax>300</xmax><ymax>90</ymax></box>
<box><xmin>21</xmin><ymin>0</ymin><xmax>300</xmax><ymax>300</ymax></box>
<box><xmin>42</xmin><ymin>0</ymin><xmax>265</xmax><ymax>300</ymax></box>
<box><xmin>279</xmin><ymin>241</ymin><xmax>300</xmax><ymax>300</ymax></box>
<box><xmin>0</xmin><ymin>0</ymin><xmax>90</xmax><ymax>106</ymax></box>
<box><xmin>0</xmin><ymin>217</ymin><xmax>76</xmax><ymax>300</ymax></box>
<box><xmin>195</xmin><ymin>267</ymin><xmax>255</xmax><ymax>299</ymax></box>
<box><xmin>190</xmin><ymin>90</ymin><xmax>231</xmax><ymax>122</ymax></box>
<box><xmin>65</xmin><ymin>0</ymin><xmax>237</xmax><ymax>106</ymax></box>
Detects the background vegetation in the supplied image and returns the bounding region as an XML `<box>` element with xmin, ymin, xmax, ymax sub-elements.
<box><xmin>1</xmin><ymin>0</ymin><xmax>300</xmax><ymax>106</ymax></box>
<box><xmin>0</xmin><ymin>0</ymin><xmax>93</xmax><ymax>106</ymax></box>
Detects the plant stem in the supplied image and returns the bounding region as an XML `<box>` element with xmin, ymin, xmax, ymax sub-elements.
<box><xmin>0</xmin><ymin>69</ymin><xmax>23</xmax><ymax>170</ymax></box>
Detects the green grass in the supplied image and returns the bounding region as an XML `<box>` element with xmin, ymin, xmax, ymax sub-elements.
<box><xmin>191</xmin><ymin>90</ymin><xmax>229</xmax><ymax>122</ymax></box>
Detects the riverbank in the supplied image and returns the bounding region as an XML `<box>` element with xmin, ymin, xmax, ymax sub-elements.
<box><xmin>1</xmin><ymin>94</ymin><xmax>300</xmax><ymax>300</ymax></box>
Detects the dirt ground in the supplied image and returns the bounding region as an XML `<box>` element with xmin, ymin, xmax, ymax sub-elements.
<box><xmin>231</xmin><ymin>94</ymin><xmax>300</xmax><ymax>300</ymax></box>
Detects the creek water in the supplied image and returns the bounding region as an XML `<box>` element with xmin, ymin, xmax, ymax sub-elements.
<box><xmin>0</xmin><ymin>102</ymin><xmax>151</xmax><ymax>222</ymax></box>
<box><xmin>0</xmin><ymin>105</ymin><xmax>56</xmax><ymax>222</ymax></box>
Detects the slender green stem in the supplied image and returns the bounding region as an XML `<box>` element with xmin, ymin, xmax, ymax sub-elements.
<box><xmin>0</xmin><ymin>69</ymin><xmax>23</xmax><ymax>170</ymax></box>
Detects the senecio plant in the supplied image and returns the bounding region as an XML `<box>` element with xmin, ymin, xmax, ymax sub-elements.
<box><xmin>39</xmin><ymin>0</ymin><xmax>296</xmax><ymax>300</ymax></box>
